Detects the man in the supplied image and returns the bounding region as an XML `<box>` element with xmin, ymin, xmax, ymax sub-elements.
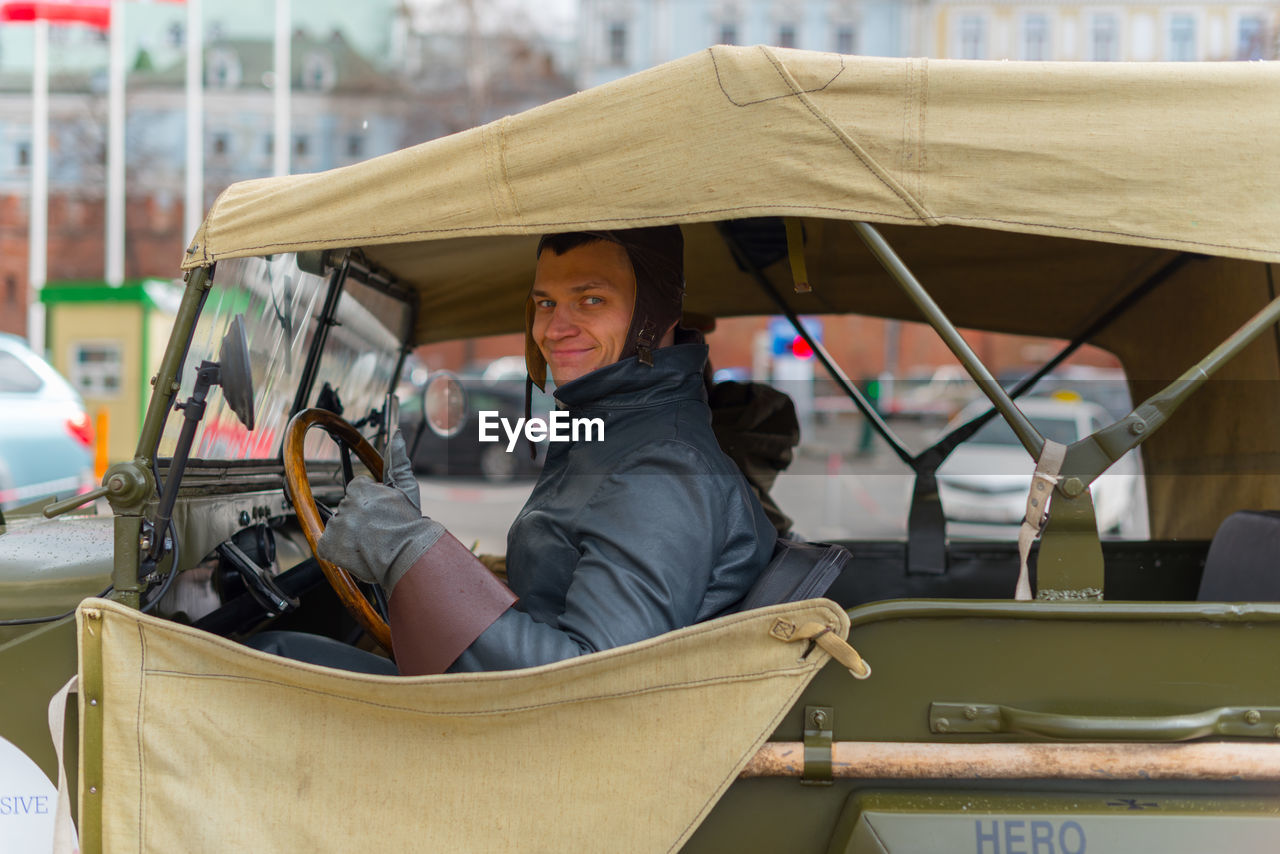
<box><xmin>317</xmin><ymin>226</ymin><xmax>776</xmax><ymax>674</ymax></box>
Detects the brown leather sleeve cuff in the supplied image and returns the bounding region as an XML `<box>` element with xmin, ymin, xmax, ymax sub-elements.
<box><xmin>387</xmin><ymin>532</ymin><xmax>518</xmax><ymax>675</ymax></box>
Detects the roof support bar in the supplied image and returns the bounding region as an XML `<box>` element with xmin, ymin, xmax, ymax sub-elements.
<box><xmin>851</xmin><ymin>221</ymin><xmax>1046</xmax><ymax>459</ymax></box>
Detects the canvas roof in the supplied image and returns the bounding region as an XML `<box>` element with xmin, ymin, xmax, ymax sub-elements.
<box><xmin>185</xmin><ymin>46</ymin><xmax>1280</xmax><ymax>347</ymax></box>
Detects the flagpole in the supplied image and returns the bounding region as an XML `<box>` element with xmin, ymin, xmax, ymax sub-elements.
<box><xmin>273</xmin><ymin>0</ymin><xmax>290</xmax><ymax>177</ymax></box>
<box><xmin>106</xmin><ymin>0</ymin><xmax>125</xmax><ymax>285</ymax></box>
<box><xmin>27</xmin><ymin>18</ymin><xmax>48</xmax><ymax>354</ymax></box>
<box><xmin>184</xmin><ymin>0</ymin><xmax>203</xmax><ymax>241</ymax></box>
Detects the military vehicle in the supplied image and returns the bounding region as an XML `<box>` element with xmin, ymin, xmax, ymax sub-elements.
<box><xmin>2</xmin><ymin>46</ymin><xmax>1279</xmax><ymax>853</ymax></box>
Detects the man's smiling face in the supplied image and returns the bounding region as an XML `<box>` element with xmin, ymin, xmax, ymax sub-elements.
<box><xmin>531</xmin><ymin>240</ymin><xmax>636</xmax><ymax>385</ymax></box>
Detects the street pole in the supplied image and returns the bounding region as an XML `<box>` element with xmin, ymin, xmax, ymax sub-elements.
<box><xmin>27</xmin><ymin>19</ymin><xmax>48</xmax><ymax>354</ymax></box>
<box><xmin>273</xmin><ymin>0</ymin><xmax>290</xmax><ymax>177</ymax></box>
<box><xmin>107</xmin><ymin>0</ymin><xmax>126</xmax><ymax>285</ymax></box>
<box><xmin>184</xmin><ymin>0</ymin><xmax>204</xmax><ymax>242</ymax></box>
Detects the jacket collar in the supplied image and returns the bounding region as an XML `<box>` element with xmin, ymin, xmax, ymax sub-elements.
<box><xmin>553</xmin><ymin>339</ymin><xmax>708</xmax><ymax>411</ymax></box>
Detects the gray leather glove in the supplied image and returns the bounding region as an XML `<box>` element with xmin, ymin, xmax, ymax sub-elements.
<box><xmin>317</xmin><ymin>432</ymin><xmax>443</xmax><ymax>596</ymax></box>
<box><xmin>382</xmin><ymin>430</ymin><xmax>421</xmax><ymax>511</ymax></box>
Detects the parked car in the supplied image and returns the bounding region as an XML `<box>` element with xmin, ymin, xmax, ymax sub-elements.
<box><xmin>400</xmin><ymin>377</ymin><xmax>544</xmax><ymax>481</ymax></box>
<box><xmin>0</xmin><ymin>333</ymin><xmax>93</xmax><ymax>511</ymax></box>
<box><xmin>937</xmin><ymin>396</ymin><xmax>1143</xmax><ymax>535</ymax></box>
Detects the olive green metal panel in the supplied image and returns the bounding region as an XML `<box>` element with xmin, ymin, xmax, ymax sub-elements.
<box><xmin>829</xmin><ymin>791</ymin><xmax>1280</xmax><ymax>854</ymax></box>
<box><xmin>0</xmin><ymin>517</ymin><xmax>113</xmax><ymax>638</ymax></box>
<box><xmin>0</xmin><ymin>616</ymin><xmax>76</xmax><ymax>782</ymax></box>
<box><xmin>772</xmin><ymin>601</ymin><xmax>1280</xmax><ymax>743</ymax></box>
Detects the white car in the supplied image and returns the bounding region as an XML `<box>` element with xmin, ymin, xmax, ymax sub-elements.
<box><xmin>937</xmin><ymin>396</ymin><xmax>1145</xmax><ymax>537</ymax></box>
<box><xmin>0</xmin><ymin>333</ymin><xmax>95</xmax><ymax>511</ymax></box>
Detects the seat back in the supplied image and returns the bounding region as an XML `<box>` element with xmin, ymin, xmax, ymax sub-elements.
<box><xmin>1197</xmin><ymin>510</ymin><xmax>1280</xmax><ymax>600</ymax></box>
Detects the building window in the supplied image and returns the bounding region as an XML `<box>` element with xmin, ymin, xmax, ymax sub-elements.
<box><xmin>301</xmin><ymin>51</ymin><xmax>336</xmax><ymax>92</ymax></box>
<box><xmin>346</xmin><ymin>134</ymin><xmax>364</xmax><ymax>158</ymax></box>
<box><xmin>1237</xmin><ymin>16</ymin><xmax>1265</xmax><ymax>59</ymax></box>
<box><xmin>777</xmin><ymin>24</ymin><xmax>797</xmax><ymax>48</ymax></box>
<box><xmin>834</xmin><ymin>25</ymin><xmax>856</xmax><ymax>54</ymax></box>
<box><xmin>607</xmin><ymin>22</ymin><xmax>627</xmax><ymax>66</ymax></box>
<box><xmin>294</xmin><ymin>136</ymin><xmax>309</xmax><ymax>158</ymax></box>
<box><xmin>1169</xmin><ymin>15</ymin><xmax>1196</xmax><ymax>60</ymax></box>
<box><xmin>5</xmin><ymin>275</ymin><xmax>16</xmax><ymax>307</ymax></box>
<box><xmin>264</xmin><ymin>134</ymin><xmax>273</xmax><ymax>157</ymax></box>
<box><xmin>1091</xmin><ymin>14</ymin><xmax>1119</xmax><ymax>61</ymax></box>
<box><xmin>167</xmin><ymin>21</ymin><xmax>183</xmax><ymax>48</ymax></box>
<box><xmin>719</xmin><ymin>23</ymin><xmax>738</xmax><ymax>45</ymax></box>
<box><xmin>1022</xmin><ymin>14</ymin><xmax>1049</xmax><ymax>60</ymax></box>
<box><xmin>207</xmin><ymin>48</ymin><xmax>242</xmax><ymax>89</ymax></box>
<box><xmin>210</xmin><ymin>133</ymin><xmax>229</xmax><ymax>157</ymax></box>
<box><xmin>16</xmin><ymin>142</ymin><xmax>29</xmax><ymax>168</ymax></box>
<box><xmin>960</xmin><ymin>15</ymin><xmax>987</xmax><ymax>59</ymax></box>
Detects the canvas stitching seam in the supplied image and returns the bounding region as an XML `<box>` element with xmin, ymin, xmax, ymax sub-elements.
<box><xmin>759</xmin><ymin>47</ymin><xmax>932</xmax><ymax>222</ymax></box>
<box><xmin>497</xmin><ymin>117</ymin><xmax>522</xmax><ymax>221</ymax></box>
<box><xmin>130</xmin><ymin>600</ymin><xmax>841</xmax><ymax>687</ymax></box>
<box><xmin>141</xmin><ymin>664</ymin><xmax>817</xmax><ymax>717</ymax></box>
<box><xmin>190</xmin><ymin>210</ymin><xmax>1276</xmax><ymax>261</ymax></box>
<box><xmin>918</xmin><ymin>59</ymin><xmax>929</xmax><ymax>203</ymax></box>
<box><xmin>709</xmin><ymin>45</ymin><xmax>846</xmax><ymax>107</ymax></box>
<box><xmin>481</xmin><ymin>124</ymin><xmax>504</xmax><ymax>224</ymax></box>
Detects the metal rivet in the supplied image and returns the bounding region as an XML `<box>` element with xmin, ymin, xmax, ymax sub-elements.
<box><xmin>964</xmin><ymin>705</ymin><xmax>978</xmax><ymax>720</ymax></box>
<box><xmin>1062</xmin><ymin>477</ymin><xmax>1084</xmax><ymax>497</ymax></box>
<box><xmin>1245</xmin><ymin>709</ymin><xmax>1262</xmax><ymax>725</ymax></box>
<box><xmin>809</xmin><ymin>709</ymin><xmax>828</xmax><ymax>728</ymax></box>
<box><xmin>89</xmin><ymin>698</ymin><xmax>98</xmax><ymax>706</ymax></box>
<box><xmin>1129</xmin><ymin>420</ymin><xmax>1147</xmax><ymax>435</ymax></box>
<box><xmin>936</xmin><ymin>718</ymin><xmax>950</xmax><ymax>732</ymax></box>
<box><xmin>89</xmin><ymin>786</ymin><xmax>98</xmax><ymax>794</ymax></box>
<box><xmin>1272</xmin><ymin>724</ymin><xmax>1280</xmax><ymax>738</ymax></box>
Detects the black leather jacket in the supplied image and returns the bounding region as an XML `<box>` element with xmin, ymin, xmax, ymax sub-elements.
<box><xmin>450</xmin><ymin>340</ymin><xmax>776</xmax><ymax>671</ymax></box>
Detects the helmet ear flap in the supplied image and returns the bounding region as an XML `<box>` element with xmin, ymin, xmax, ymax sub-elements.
<box><xmin>524</xmin><ymin>296</ymin><xmax>547</xmax><ymax>391</ymax></box>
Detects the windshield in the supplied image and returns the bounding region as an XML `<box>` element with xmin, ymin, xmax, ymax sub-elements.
<box><xmin>158</xmin><ymin>254</ymin><xmax>412</xmax><ymax>462</ymax></box>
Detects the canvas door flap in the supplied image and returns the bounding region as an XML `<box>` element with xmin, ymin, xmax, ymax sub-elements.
<box><xmin>76</xmin><ymin>597</ymin><xmax>849</xmax><ymax>854</ymax></box>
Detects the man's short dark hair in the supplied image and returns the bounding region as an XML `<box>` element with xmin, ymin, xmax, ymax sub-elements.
<box><xmin>536</xmin><ymin>232</ymin><xmax>609</xmax><ymax>258</ymax></box>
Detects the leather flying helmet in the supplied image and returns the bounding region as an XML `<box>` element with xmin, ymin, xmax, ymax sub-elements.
<box><xmin>525</xmin><ymin>225</ymin><xmax>685</xmax><ymax>391</ymax></box>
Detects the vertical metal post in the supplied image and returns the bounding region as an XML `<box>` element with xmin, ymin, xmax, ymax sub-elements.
<box><xmin>106</xmin><ymin>0</ymin><xmax>126</xmax><ymax>285</ymax></box>
<box><xmin>273</xmin><ymin>0</ymin><xmax>291</xmax><ymax>177</ymax></box>
<box><xmin>27</xmin><ymin>19</ymin><xmax>48</xmax><ymax>355</ymax></box>
<box><xmin>184</xmin><ymin>0</ymin><xmax>204</xmax><ymax>242</ymax></box>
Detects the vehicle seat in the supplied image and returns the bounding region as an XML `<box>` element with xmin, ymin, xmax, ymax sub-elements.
<box><xmin>1196</xmin><ymin>510</ymin><xmax>1280</xmax><ymax>601</ymax></box>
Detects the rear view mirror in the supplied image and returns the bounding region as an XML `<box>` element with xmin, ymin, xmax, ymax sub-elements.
<box><xmin>219</xmin><ymin>315</ymin><xmax>255</xmax><ymax>430</ymax></box>
<box><xmin>423</xmin><ymin>372</ymin><xmax>466</xmax><ymax>438</ymax></box>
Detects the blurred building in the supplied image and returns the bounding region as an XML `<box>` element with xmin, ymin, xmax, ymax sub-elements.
<box><xmin>577</xmin><ymin>0</ymin><xmax>921</xmax><ymax>88</ymax></box>
<box><xmin>927</xmin><ymin>0</ymin><xmax>1277</xmax><ymax>60</ymax></box>
<box><xmin>0</xmin><ymin>2</ymin><xmax>572</xmax><ymax>338</ymax></box>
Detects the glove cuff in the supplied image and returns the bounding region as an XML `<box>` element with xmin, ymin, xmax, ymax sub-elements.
<box><xmin>387</xmin><ymin>532</ymin><xmax>518</xmax><ymax>675</ymax></box>
<box><xmin>384</xmin><ymin>519</ymin><xmax>446</xmax><ymax>594</ymax></box>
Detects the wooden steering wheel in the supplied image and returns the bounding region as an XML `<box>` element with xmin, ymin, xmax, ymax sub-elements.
<box><xmin>283</xmin><ymin>408</ymin><xmax>393</xmax><ymax>652</ymax></box>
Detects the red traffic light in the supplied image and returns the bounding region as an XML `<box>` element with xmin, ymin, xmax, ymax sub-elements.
<box><xmin>790</xmin><ymin>335</ymin><xmax>813</xmax><ymax>360</ymax></box>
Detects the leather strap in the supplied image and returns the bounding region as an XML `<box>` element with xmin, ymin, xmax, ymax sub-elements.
<box><xmin>387</xmin><ymin>532</ymin><xmax>518</xmax><ymax>675</ymax></box>
<box><xmin>1015</xmin><ymin>440</ymin><xmax>1067</xmax><ymax>600</ymax></box>
<box><xmin>47</xmin><ymin>675</ymin><xmax>79</xmax><ymax>853</ymax></box>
